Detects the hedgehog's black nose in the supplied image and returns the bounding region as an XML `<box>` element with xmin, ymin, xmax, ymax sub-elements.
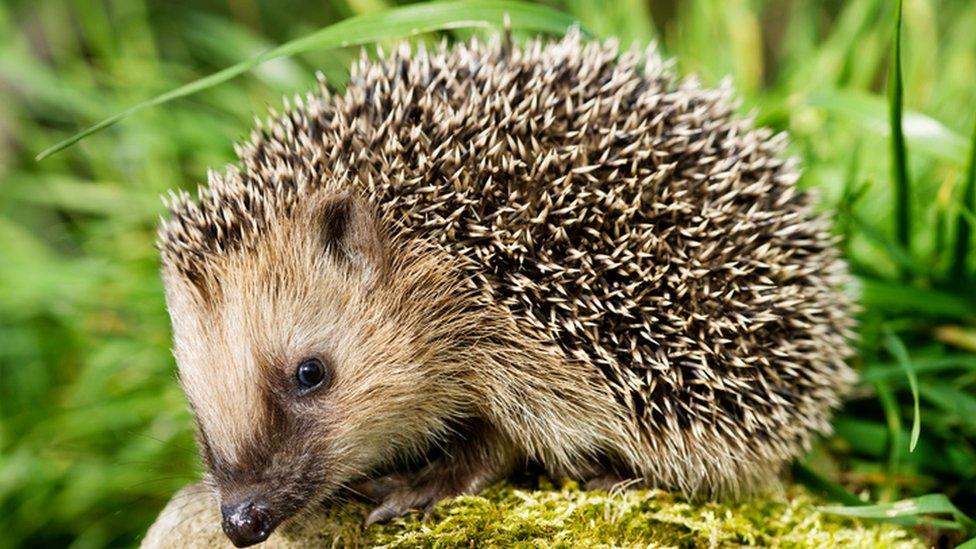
<box><xmin>221</xmin><ymin>498</ymin><xmax>273</xmax><ymax>547</ymax></box>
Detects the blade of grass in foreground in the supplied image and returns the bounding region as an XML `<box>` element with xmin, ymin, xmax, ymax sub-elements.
<box><xmin>820</xmin><ymin>494</ymin><xmax>976</xmax><ymax>533</ymax></box>
<box><xmin>882</xmin><ymin>328</ymin><xmax>921</xmax><ymax>452</ymax></box>
<box><xmin>889</xmin><ymin>0</ymin><xmax>911</xmax><ymax>255</ymax></box>
<box><xmin>35</xmin><ymin>0</ymin><xmax>581</xmax><ymax>161</ymax></box>
<box><xmin>792</xmin><ymin>462</ymin><xmax>963</xmax><ymax>530</ymax></box>
<box><xmin>873</xmin><ymin>380</ymin><xmax>903</xmax><ymax>498</ymax></box>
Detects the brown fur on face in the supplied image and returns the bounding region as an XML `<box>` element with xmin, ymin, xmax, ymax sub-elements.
<box><xmin>164</xmin><ymin>193</ymin><xmax>486</xmax><ymax>522</ymax></box>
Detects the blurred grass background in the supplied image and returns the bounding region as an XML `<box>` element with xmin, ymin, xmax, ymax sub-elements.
<box><xmin>1</xmin><ymin>0</ymin><xmax>975</xmax><ymax>547</ymax></box>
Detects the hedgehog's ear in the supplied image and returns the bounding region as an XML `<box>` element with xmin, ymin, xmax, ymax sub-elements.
<box><xmin>316</xmin><ymin>193</ymin><xmax>389</xmax><ymax>286</ymax></box>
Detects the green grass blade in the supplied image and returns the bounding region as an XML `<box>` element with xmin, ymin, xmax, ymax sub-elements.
<box><xmin>889</xmin><ymin>0</ymin><xmax>911</xmax><ymax>256</ymax></box>
<box><xmin>882</xmin><ymin>328</ymin><xmax>921</xmax><ymax>452</ymax></box>
<box><xmin>958</xmin><ymin>537</ymin><xmax>976</xmax><ymax>549</ymax></box>
<box><xmin>872</xmin><ymin>380</ymin><xmax>902</xmax><ymax>500</ymax></box>
<box><xmin>820</xmin><ymin>494</ymin><xmax>976</xmax><ymax>533</ymax></box>
<box><xmin>35</xmin><ymin>0</ymin><xmax>581</xmax><ymax>161</ymax></box>
<box><xmin>951</xmin><ymin>118</ymin><xmax>976</xmax><ymax>281</ymax></box>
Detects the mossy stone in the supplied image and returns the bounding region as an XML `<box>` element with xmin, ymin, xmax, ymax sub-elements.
<box><xmin>142</xmin><ymin>481</ymin><xmax>922</xmax><ymax>548</ymax></box>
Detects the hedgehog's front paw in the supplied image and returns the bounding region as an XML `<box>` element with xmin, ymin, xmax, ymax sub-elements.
<box><xmin>360</xmin><ymin>424</ymin><xmax>518</xmax><ymax>525</ymax></box>
<box><xmin>362</xmin><ymin>472</ymin><xmax>462</xmax><ymax>525</ymax></box>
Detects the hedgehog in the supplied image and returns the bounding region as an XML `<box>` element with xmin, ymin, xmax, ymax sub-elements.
<box><xmin>157</xmin><ymin>30</ymin><xmax>855</xmax><ymax>547</ymax></box>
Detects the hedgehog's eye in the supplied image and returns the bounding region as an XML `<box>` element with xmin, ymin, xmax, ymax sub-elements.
<box><xmin>296</xmin><ymin>358</ymin><xmax>329</xmax><ymax>392</ymax></box>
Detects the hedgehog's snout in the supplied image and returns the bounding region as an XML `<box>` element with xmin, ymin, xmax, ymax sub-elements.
<box><xmin>221</xmin><ymin>497</ymin><xmax>275</xmax><ymax>547</ymax></box>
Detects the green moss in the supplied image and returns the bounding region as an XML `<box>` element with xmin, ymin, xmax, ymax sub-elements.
<box><xmin>246</xmin><ymin>481</ymin><xmax>922</xmax><ymax>549</ymax></box>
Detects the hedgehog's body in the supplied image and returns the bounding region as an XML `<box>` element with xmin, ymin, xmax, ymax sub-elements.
<box><xmin>159</xmin><ymin>32</ymin><xmax>854</xmax><ymax>547</ymax></box>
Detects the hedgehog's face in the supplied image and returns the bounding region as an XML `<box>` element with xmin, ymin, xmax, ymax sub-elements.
<box><xmin>162</xmin><ymin>193</ymin><xmax>466</xmax><ymax>547</ymax></box>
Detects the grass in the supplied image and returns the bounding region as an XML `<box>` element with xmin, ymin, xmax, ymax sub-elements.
<box><xmin>1</xmin><ymin>0</ymin><xmax>976</xmax><ymax>547</ymax></box>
